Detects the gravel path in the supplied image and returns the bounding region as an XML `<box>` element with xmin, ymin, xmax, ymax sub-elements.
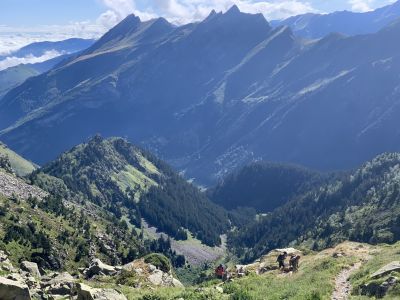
<box><xmin>331</xmin><ymin>262</ymin><xmax>362</xmax><ymax>300</ymax></box>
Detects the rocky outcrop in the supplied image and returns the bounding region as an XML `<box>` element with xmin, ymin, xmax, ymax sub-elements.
<box><xmin>20</xmin><ymin>261</ymin><xmax>41</xmax><ymax>278</ymax></box>
<box><xmin>40</xmin><ymin>272</ymin><xmax>76</xmax><ymax>297</ymax></box>
<box><xmin>84</xmin><ymin>258</ymin><xmax>121</xmax><ymax>278</ymax></box>
<box><xmin>123</xmin><ymin>259</ymin><xmax>183</xmax><ymax>288</ymax></box>
<box><xmin>361</xmin><ymin>276</ymin><xmax>398</xmax><ymax>298</ymax></box>
<box><xmin>148</xmin><ymin>266</ymin><xmax>184</xmax><ymax>287</ymax></box>
<box><xmin>0</xmin><ymin>250</ymin><xmax>16</xmax><ymax>273</ymax></box>
<box><xmin>0</xmin><ymin>170</ymin><xmax>47</xmax><ymax>200</ymax></box>
<box><xmin>371</xmin><ymin>261</ymin><xmax>400</xmax><ymax>279</ymax></box>
<box><xmin>76</xmin><ymin>283</ymin><xmax>127</xmax><ymax>300</ymax></box>
<box><xmin>0</xmin><ymin>251</ymin><xmax>182</xmax><ymax>298</ymax></box>
<box><xmin>0</xmin><ymin>276</ymin><xmax>31</xmax><ymax>300</ymax></box>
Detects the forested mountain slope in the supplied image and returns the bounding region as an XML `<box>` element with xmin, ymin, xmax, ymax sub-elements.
<box><xmin>33</xmin><ymin>136</ymin><xmax>229</xmax><ymax>246</ymax></box>
<box><xmin>228</xmin><ymin>152</ymin><xmax>400</xmax><ymax>262</ymax></box>
<box><xmin>209</xmin><ymin>161</ymin><xmax>326</xmax><ymax>212</ymax></box>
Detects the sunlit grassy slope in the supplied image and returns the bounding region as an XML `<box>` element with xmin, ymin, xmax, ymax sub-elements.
<box><xmin>0</xmin><ymin>142</ymin><xmax>37</xmax><ymax>176</ymax></box>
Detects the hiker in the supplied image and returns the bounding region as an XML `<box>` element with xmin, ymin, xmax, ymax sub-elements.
<box><xmin>277</xmin><ymin>251</ymin><xmax>287</xmax><ymax>269</ymax></box>
<box><xmin>237</xmin><ymin>266</ymin><xmax>246</xmax><ymax>277</ymax></box>
<box><xmin>289</xmin><ymin>255</ymin><xmax>301</xmax><ymax>271</ymax></box>
<box><xmin>215</xmin><ymin>264</ymin><xmax>225</xmax><ymax>279</ymax></box>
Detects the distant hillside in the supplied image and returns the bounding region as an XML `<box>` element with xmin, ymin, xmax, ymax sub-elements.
<box><xmin>272</xmin><ymin>0</ymin><xmax>400</xmax><ymax>38</ymax></box>
<box><xmin>0</xmin><ymin>38</ymin><xmax>95</xmax><ymax>61</ymax></box>
<box><xmin>34</xmin><ymin>136</ymin><xmax>229</xmax><ymax>246</ymax></box>
<box><xmin>0</xmin><ymin>142</ymin><xmax>36</xmax><ymax>176</ymax></box>
<box><xmin>229</xmin><ymin>152</ymin><xmax>400</xmax><ymax>262</ymax></box>
<box><xmin>0</xmin><ymin>65</ymin><xmax>39</xmax><ymax>99</ymax></box>
<box><xmin>209</xmin><ymin>161</ymin><xmax>326</xmax><ymax>212</ymax></box>
<box><xmin>0</xmin><ymin>38</ymin><xmax>95</xmax><ymax>99</ymax></box>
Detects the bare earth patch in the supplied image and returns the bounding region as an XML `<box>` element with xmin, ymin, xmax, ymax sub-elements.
<box><xmin>142</xmin><ymin>221</ymin><xmax>226</xmax><ymax>266</ymax></box>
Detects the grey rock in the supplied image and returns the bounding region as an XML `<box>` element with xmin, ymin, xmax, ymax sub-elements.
<box><xmin>41</xmin><ymin>272</ymin><xmax>75</xmax><ymax>297</ymax></box>
<box><xmin>84</xmin><ymin>259</ymin><xmax>118</xmax><ymax>278</ymax></box>
<box><xmin>21</xmin><ymin>261</ymin><xmax>41</xmax><ymax>278</ymax></box>
<box><xmin>371</xmin><ymin>261</ymin><xmax>400</xmax><ymax>279</ymax></box>
<box><xmin>0</xmin><ymin>276</ymin><xmax>31</xmax><ymax>300</ymax></box>
<box><xmin>148</xmin><ymin>264</ymin><xmax>157</xmax><ymax>273</ymax></box>
<box><xmin>76</xmin><ymin>283</ymin><xmax>127</xmax><ymax>300</ymax></box>
<box><xmin>361</xmin><ymin>276</ymin><xmax>398</xmax><ymax>298</ymax></box>
<box><xmin>148</xmin><ymin>270</ymin><xmax>164</xmax><ymax>286</ymax></box>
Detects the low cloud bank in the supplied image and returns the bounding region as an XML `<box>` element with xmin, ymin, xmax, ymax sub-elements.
<box><xmin>0</xmin><ymin>50</ymin><xmax>63</xmax><ymax>71</ymax></box>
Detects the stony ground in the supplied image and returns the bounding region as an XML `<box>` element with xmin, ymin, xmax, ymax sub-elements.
<box><xmin>143</xmin><ymin>221</ymin><xmax>226</xmax><ymax>266</ymax></box>
<box><xmin>0</xmin><ymin>170</ymin><xmax>47</xmax><ymax>200</ymax></box>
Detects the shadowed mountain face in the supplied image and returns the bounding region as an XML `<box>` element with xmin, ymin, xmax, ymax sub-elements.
<box><xmin>209</xmin><ymin>162</ymin><xmax>325</xmax><ymax>213</ymax></box>
<box><xmin>2</xmin><ymin>6</ymin><xmax>400</xmax><ymax>184</ymax></box>
<box><xmin>272</xmin><ymin>0</ymin><xmax>400</xmax><ymax>38</ymax></box>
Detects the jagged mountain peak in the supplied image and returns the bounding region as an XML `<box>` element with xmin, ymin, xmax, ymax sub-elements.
<box><xmin>226</xmin><ymin>4</ymin><xmax>241</xmax><ymax>15</ymax></box>
<box><xmin>85</xmin><ymin>15</ymin><xmax>173</xmax><ymax>54</ymax></box>
<box><xmin>88</xmin><ymin>14</ymin><xmax>142</xmax><ymax>51</ymax></box>
<box><xmin>203</xmin><ymin>4</ymin><xmax>269</xmax><ymax>28</ymax></box>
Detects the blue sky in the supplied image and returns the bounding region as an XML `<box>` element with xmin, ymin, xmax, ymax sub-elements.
<box><xmin>0</xmin><ymin>0</ymin><xmax>396</xmax><ymax>55</ymax></box>
<box><xmin>0</xmin><ymin>0</ymin><xmax>395</xmax><ymax>26</ymax></box>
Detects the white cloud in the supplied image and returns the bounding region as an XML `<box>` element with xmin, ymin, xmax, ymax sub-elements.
<box><xmin>0</xmin><ymin>23</ymin><xmax>103</xmax><ymax>56</ymax></box>
<box><xmin>97</xmin><ymin>0</ymin><xmax>157</xmax><ymax>29</ymax></box>
<box><xmin>348</xmin><ymin>0</ymin><xmax>373</xmax><ymax>12</ymax></box>
<box><xmin>0</xmin><ymin>50</ymin><xmax>63</xmax><ymax>71</ymax></box>
<box><xmin>148</xmin><ymin>0</ymin><xmax>317</xmax><ymax>24</ymax></box>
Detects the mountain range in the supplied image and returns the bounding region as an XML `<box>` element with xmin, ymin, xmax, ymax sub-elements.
<box><xmin>272</xmin><ymin>0</ymin><xmax>400</xmax><ymax>38</ymax></box>
<box><xmin>2</xmin><ymin>6</ymin><xmax>400</xmax><ymax>186</ymax></box>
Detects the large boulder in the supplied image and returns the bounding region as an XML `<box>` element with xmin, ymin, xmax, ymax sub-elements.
<box><xmin>123</xmin><ymin>259</ymin><xmax>183</xmax><ymax>288</ymax></box>
<box><xmin>20</xmin><ymin>261</ymin><xmax>41</xmax><ymax>278</ymax></box>
<box><xmin>147</xmin><ymin>264</ymin><xmax>183</xmax><ymax>287</ymax></box>
<box><xmin>148</xmin><ymin>269</ymin><xmax>164</xmax><ymax>286</ymax></box>
<box><xmin>361</xmin><ymin>276</ymin><xmax>398</xmax><ymax>298</ymax></box>
<box><xmin>0</xmin><ymin>276</ymin><xmax>31</xmax><ymax>300</ymax></box>
<box><xmin>371</xmin><ymin>261</ymin><xmax>400</xmax><ymax>279</ymax></box>
<box><xmin>84</xmin><ymin>259</ymin><xmax>120</xmax><ymax>278</ymax></box>
<box><xmin>76</xmin><ymin>283</ymin><xmax>127</xmax><ymax>300</ymax></box>
<box><xmin>40</xmin><ymin>272</ymin><xmax>76</xmax><ymax>297</ymax></box>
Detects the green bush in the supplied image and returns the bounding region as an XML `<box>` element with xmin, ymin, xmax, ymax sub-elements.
<box><xmin>140</xmin><ymin>295</ymin><xmax>167</xmax><ymax>300</ymax></box>
<box><xmin>144</xmin><ymin>253</ymin><xmax>172</xmax><ymax>273</ymax></box>
<box><xmin>116</xmin><ymin>269</ymin><xmax>138</xmax><ymax>286</ymax></box>
<box><xmin>230</xmin><ymin>289</ymin><xmax>252</xmax><ymax>300</ymax></box>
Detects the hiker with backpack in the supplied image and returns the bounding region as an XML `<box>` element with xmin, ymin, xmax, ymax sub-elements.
<box><xmin>277</xmin><ymin>251</ymin><xmax>287</xmax><ymax>269</ymax></box>
<box><xmin>215</xmin><ymin>264</ymin><xmax>225</xmax><ymax>279</ymax></box>
<box><xmin>289</xmin><ymin>255</ymin><xmax>301</xmax><ymax>271</ymax></box>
